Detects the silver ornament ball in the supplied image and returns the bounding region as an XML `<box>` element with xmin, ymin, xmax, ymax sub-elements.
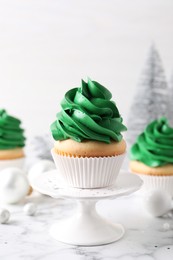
<box><xmin>0</xmin><ymin>167</ymin><xmax>30</xmax><ymax>204</ymax></box>
<box><xmin>144</xmin><ymin>189</ymin><xmax>172</xmax><ymax>217</ymax></box>
<box><xmin>23</xmin><ymin>203</ymin><xmax>37</xmax><ymax>216</ymax></box>
<box><xmin>163</xmin><ymin>223</ymin><xmax>170</xmax><ymax>231</ymax></box>
<box><xmin>0</xmin><ymin>208</ymin><xmax>10</xmax><ymax>224</ymax></box>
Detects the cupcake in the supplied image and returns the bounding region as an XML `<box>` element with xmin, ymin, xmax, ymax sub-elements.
<box><xmin>50</xmin><ymin>78</ymin><xmax>127</xmax><ymax>188</ymax></box>
<box><xmin>130</xmin><ymin>117</ymin><xmax>173</xmax><ymax>196</ymax></box>
<box><xmin>0</xmin><ymin>109</ymin><xmax>26</xmax><ymax>170</ymax></box>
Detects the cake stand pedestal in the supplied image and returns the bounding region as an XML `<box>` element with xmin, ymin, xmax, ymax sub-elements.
<box><xmin>31</xmin><ymin>170</ymin><xmax>142</xmax><ymax>246</ymax></box>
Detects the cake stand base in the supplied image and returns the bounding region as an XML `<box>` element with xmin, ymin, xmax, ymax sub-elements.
<box><xmin>49</xmin><ymin>200</ymin><xmax>124</xmax><ymax>246</ymax></box>
<box><xmin>30</xmin><ymin>170</ymin><xmax>142</xmax><ymax>246</ymax></box>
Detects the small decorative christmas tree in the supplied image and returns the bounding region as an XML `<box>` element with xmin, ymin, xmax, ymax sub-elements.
<box><xmin>126</xmin><ymin>45</ymin><xmax>169</xmax><ymax>146</ymax></box>
<box><xmin>168</xmin><ymin>72</ymin><xmax>173</xmax><ymax>126</ymax></box>
<box><xmin>26</xmin><ymin>134</ymin><xmax>53</xmax><ymax>167</ymax></box>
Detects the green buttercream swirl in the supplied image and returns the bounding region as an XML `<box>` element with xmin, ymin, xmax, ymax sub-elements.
<box><xmin>0</xmin><ymin>109</ymin><xmax>25</xmax><ymax>149</ymax></box>
<box><xmin>51</xmin><ymin>79</ymin><xmax>127</xmax><ymax>143</ymax></box>
<box><xmin>130</xmin><ymin>117</ymin><xmax>173</xmax><ymax>167</ymax></box>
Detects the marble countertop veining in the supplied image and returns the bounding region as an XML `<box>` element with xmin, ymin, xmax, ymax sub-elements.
<box><xmin>0</xmin><ymin>190</ymin><xmax>173</xmax><ymax>260</ymax></box>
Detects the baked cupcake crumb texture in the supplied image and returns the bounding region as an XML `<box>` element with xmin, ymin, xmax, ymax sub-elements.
<box><xmin>54</xmin><ymin>139</ymin><xmax>126</xmax><ymax>157</ymax></box>
<box><xmin>130</xmin><ymin>160</ymin><xmax>173</xmax><ymax>176</ymax></box>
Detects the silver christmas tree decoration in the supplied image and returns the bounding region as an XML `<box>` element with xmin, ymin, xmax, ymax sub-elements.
<box><xmin>126</xmin><ymin>45</ymin><xmax>169</xmax><ymax>146</ymax></box>
<box><xmin>168</xmin><ymin>71</ymin><xmax>173</xmax><ymax>126</ymax></box>
<box><xmin>26</xmin><ymin>133</ymin><xmax>54</xmax><ymax>168</ymax></box>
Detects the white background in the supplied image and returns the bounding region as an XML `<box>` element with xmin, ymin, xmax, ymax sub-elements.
<box><xmin>0</xmin><ymin>0</ymin><xmax>173</xmax><ymax>137</ymax></box>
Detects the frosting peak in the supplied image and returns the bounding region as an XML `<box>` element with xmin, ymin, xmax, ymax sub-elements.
<box><xmin>130</xmin><ymin>117</ymin><xmax>173</xmax><ymax>167</ymax></box>
<box><xmin>0</xmin><ymin>109</ymin><xmax>25</xmax><ymax>149</ymax></box>
<box><xmin>51</xmin><ymin>79</ymin><xmax>127</xmax><ymax>143</ymax></box>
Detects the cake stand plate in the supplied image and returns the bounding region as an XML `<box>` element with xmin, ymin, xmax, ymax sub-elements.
<box><xmin>31</xmin><ymin>170</ymin><xmax>142</xmax><ymax>246</ymax></box>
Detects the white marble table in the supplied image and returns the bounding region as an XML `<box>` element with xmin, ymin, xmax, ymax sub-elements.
<box><xmin>0</xmin><ymin>187</ymin><xmax>173</xmax><ymax>260</ymax></box>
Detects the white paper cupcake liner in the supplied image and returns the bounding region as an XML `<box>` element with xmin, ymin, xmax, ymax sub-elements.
<box><xmin>51</xmin><ymin>149</ymin><xmax>126</xmax><ymax>188</ymax></box>
<box><xmin>0</xmin><ymin>158</ymin><xmax>25</xmax><ymax>171</ymax></box>
<box><xmin>137</xmin><ymin>174</ymin><xmax>173</xmax><ymax>197</ymax></box>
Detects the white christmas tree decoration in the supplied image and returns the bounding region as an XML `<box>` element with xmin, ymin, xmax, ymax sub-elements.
<box><xmin>168</xmin><ymin>71</ymin><xmax>173</xmax><ymax>126</ymax></box>
<box><xmin>26</xmin><ymin>133</ymin><xmax>54</xmax><ymax>168</ymax></box>
<box><xmin>126</xmin><ymin>45</ymin><xmax>169</xmax><ymax>146</ymax></box>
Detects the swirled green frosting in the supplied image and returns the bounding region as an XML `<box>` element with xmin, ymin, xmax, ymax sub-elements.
<box><xmin>130</xmin><ymin>117</ymin><xmax>173</xmax><ymax>167</ymax></box>
<box><xmin>51</xmin><ymin>79</ymin><xmax>127</xmax><ymax>143</ymax></box>
<box><xmin>0</xmin><ymin>109</ymin><xmax>25</xmax><ymax>149</ymax></box>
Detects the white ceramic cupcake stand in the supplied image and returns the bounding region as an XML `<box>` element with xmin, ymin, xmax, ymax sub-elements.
<box><xmin>31</xmin><ymin>170</ymin><xmax>142</xmax><ymax>246</ymax></box>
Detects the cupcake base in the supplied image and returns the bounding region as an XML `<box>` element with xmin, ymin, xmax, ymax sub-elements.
<box><xmin>51</xmin><ymin>149</ymin><xmax>126</xmax><ymax>188</ymax></box>
<box><xmin>137</xmin><ymin>174</ymin><xmax>173</xmax><ymax>197</ymax></box>
<box><xmin>130</xmin><ymin>161</ymin><xmax>173</xmax><ymax>197</ymax></box>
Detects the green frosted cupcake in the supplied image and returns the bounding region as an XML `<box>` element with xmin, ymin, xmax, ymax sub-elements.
<box><xmin>130</xmin><ymin>117</ymin><xmax>173</xmax><ymax>196</ymax></box>
<box><xmin>0</xmin><ymin>109</ymin><xmax>26</xmax><ymax>170</ymax></box>
<box><xmin>50</xmin><ymin>78</ymin><xmax>127</xmax><ymax>188</ymax></box>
